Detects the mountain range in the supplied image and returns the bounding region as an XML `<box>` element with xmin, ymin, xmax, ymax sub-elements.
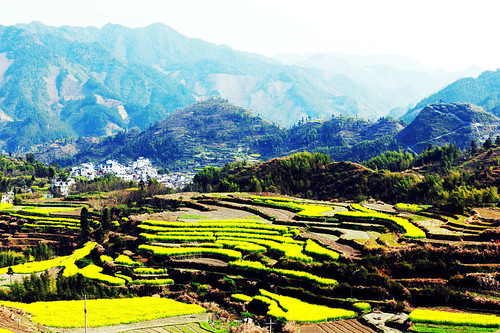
<box><xmin>34</xmin><ymin>98</ymin><xmax>498</xmax><ymax>173</ymax></box>
<box><xmin>0</xmin><ymin>21</ymin><xmax>483</xmax><ymax>152</ymax></box>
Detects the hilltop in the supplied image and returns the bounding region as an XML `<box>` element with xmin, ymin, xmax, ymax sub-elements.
<box><xmin>45</xmin><ymin>99</ymin><xmax>281</xmax><ymax>171</ymax></box>
<box><xmin>402</xmin><ymin>69</ymin><xmax>500</xmax><ymax>122</ymax></box>
<box><xmin>395</xmin><ymin>103</ymin><xmax>500</xmax><ymax>153</ymax></box>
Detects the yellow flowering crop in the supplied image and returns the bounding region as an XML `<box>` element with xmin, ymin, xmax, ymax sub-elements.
<box><xmin>258</xmin><ymin>290</ymin><xmax>356</xmax><ymax>322</ymax></box>
<box><xmin>0</xmin><ymin>297</ymin><xmax>206</xmax><ymax>327</ymax></box>
<box><xmin>409</xmin><ymin>309</ymin><xmax>500</xmax><ymax>327</ymax></box>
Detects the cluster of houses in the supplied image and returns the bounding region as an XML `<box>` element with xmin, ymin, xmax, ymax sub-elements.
<box><xmin>70</xmin><ymin>157</ymin><xmax>159</xmax><ymax>182</ymax></box>
<box><xmin>49</xmin><ymin>157</ymin><xmax>191</xmax><ymax>196</ymax></box>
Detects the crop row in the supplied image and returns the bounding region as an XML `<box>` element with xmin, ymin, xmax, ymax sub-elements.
<box><xmin>395</xmin><ymin>203</ymin><xmax>427</xmax><ymax>212</ymax></box>
<box><xmin>77</xmin><ymin>264</ymin><xmax>126</xmax><ymax>285</ymax></box>
<box><xmin>304</xmin><ymin>239</ymin><xmax>340</xmax><ymax>261</ymax></box>
<box><xmin>0</xmin><ymin>297</ymin><xmax>206</xmax><ymax>328</ymax></box>
<box><xmin>129</xmin><ymin>279</ymin><xmax>174</xmax><ymax>285</ymax></box>
<box><xmin>141</xmin><ymin>219</ymin><xmax>289</xmax><ymax>232</ymax></box>
<box><xmin>139</xmin><ymin>244</ymin><xmax>243</xmax><ymax>260</ymax></box>
<box><xmin>144</xmin><ymin>230</ymin><xmax>303</xmax><ymax>244</ymax></box>
<box><xmin>9</xmin><ymin>213</ymin><xmax>80</xmax><ymax>223</ymax></box>
<box><xmin>141</xmin><ymin>233</ymin><xmax>217</xmax><ymax>243</ymax></box>
<box><xmin>140</xmin><ymin>231</ymin><xmax>305</xmax><ymax>247</ymax></box>
<box><xmin>228</xmin><ymin>260</ymin><xmax>338</xmax><ymax>285</ymax></box>
<box><xmin>114</xmin><ymin>254</ymin><xmax>143</xmax><ymax>267</ymax></box>
<box><xmin>251</xmin><ymin>196</ymin><xmax>333</xmax><ymax>217</ymax></box>
<box><xmin>255</xmin><ymin>289</ymin><xmax>356</xmax><ymax>322</ymax></box>
<box><xmin>133</xmin><ymin>267</ymin><xmax>168</xmax><ymax>275</ymax></box>
<box><xmin>17</xmin><ymin>207</ymin><xmax>77</xmax><ymax>216</ymax></box>
<box><xmin>139</xmin><ymin>225</ymin><xmax>282</xmax><ymax>235</ymax></box>
<box><xmin>216</xmin><ymin>240</ymin><xmax>267</xmax><ymax>252</ymax></box>
<box><xmin>409</xmin><ymin>309</ymin><xmax>500</xmax><ymax>327</ymax></box>
<box><xmin>0</xmin><ymin>242</ymin><xmax>97</xmax><ymax>275</ymax></box>
<box><xmin>217</xmin><ymin>236</ymin><xmax>314</xmax><ymax>262</ymax></box>
<box><xmin>23</xmin><ymin>223</ymin><xmax>80</xmax><ymax>230</ymax></box>
<box><xmin>335</xmin><ymin>210</ymin><xmax>426</xmax><ymax>238</ymax></box>
<box><xmin>231</xmin><ymin>293</ymin><xmax>253</xmax><ymax>302</ymax></box>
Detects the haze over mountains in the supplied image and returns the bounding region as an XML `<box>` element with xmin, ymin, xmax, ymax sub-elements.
<box><xmin>0</xmin><ymin>21</ymin><xmax>485</xmax><ymax>152</ymax></box>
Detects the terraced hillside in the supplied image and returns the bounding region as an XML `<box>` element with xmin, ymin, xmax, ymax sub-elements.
<box><xmin>0</xmin><ymin>192</ymin><xmax>498</xmax><ymax>332</ymax></box>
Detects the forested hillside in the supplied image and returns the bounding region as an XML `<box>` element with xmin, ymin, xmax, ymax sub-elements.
<box><xmin>41</xmin><ymin>99</ymin><xmax>405</xmax><ymax>171</ymax></box>
<box><xmin>191</xmin><ymin>143</ymin><xmax>500</xmax><ymax>212</ymax></box>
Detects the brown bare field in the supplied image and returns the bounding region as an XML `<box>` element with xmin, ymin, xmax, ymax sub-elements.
<box><xmin>300</xmin><ymin>319</ymin><xmax>377</xmax><ymax>333</ymax></box>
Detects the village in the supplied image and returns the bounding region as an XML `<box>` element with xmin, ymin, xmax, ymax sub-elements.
<box><xmin>51</xmin><ymin>157</ymin><xmax>192</xmax><ymax>196</ymax></box>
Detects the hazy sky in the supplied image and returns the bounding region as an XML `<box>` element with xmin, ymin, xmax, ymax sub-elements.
<box><xmin>2</xmin><ymin>0</ymin><xmax>499</xmax><ymax>71</ymax></box>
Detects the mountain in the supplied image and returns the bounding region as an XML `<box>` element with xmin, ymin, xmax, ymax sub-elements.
<box><xmin>275</xmin><ymin>53</ymin><xmax>482</xmax><ymax>118</ymax></box>
<box><xmin>37</xmin><ymin>99</ymin><xmax>403</xmax><ymax>172</ymax></box>
<box><xmin>402</xmin><ymin>69</ymin><xmax>500</xmax><ymax>122</ymax></box>
<box><xmin>0</xmin><ymin>22</ymin><xmax>195</xmax><ymax>150</ymax></box>
<box><xmin>47</xmin><ymin>99</ymin><xmax>282</xmax><ymax>171</ymax></box>
<box><xmin>395</xmin><ymin>103</ymin><xmax>500</xmax><ymax>153</ymax></box>
<box><xmin>0</xmin><ymin>22</ymin><xmax>477</xmax><ymax>151</ymax></box>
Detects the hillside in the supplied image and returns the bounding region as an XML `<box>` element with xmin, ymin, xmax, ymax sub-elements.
<box><xmin>402</xmin><ymin>69</ymin><xmax>500</xmax><ymax>122</ymax></box>
<box><xmin>38</xmin><ymin>99</ymin><xmax>404</xmax><ymax>172</ymax></box>
<box><xmin>0</xmin><ymin>22</ymin><xmax>477</xmax><ymax>151</ymax></box>
<box><xmin>48</xmin><ymin>99</ymin><xmax>282</xmax><ymax>171</ymax></box>
<box><xmin>395</xmin><ymin>103</ymin><xmax>499</xmax><ymax>153</ymax></box>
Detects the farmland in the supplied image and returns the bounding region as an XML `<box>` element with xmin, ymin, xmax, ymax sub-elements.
<box><xmin>0</xmin><ymin>190</ymin><xmax>498</xmax><ymax>332</ymax></box>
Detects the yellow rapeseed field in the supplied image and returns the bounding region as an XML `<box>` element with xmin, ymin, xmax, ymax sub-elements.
<box><xmin>0</xmin><ymin>297</ymin><xmax>206</xmax><ymax>327</ymax></box>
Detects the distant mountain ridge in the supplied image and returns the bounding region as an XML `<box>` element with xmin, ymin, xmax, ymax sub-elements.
<box><xmin>0</xmin><ymin>22</ymin><xmax>481</xmax><ymax>151</ymax></box>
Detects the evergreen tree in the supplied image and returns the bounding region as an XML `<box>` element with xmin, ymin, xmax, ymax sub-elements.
<box><xmin>80</xmin><ymin>207</ymin><xmax>90</xmax><ymax>240</ymax></box>
<box><xmin>483</xmin><ymin>137</ymin><xmax>493</xmax><ymax>149</ymax></box>
<box><xmin>101</xmin><ymin>207</ymin><xmax>112</xmax><ymax>232</ymax></box>
<box><xmin>470</xmin><ymin>140</ymin><xmax>477</xmax><ymax>155</ymax></box>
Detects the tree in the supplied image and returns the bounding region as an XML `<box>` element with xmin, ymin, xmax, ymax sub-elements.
<box><xmin>80</xmin><ymin>207</ymin><xmax>90</xmax><ymax>240</ymax></box>
<box><xmin>26</xmin><ymin>153</ymin><xmax>36</xmax><ymax>164</ymax></box>
<box><xmin>101</xmin><ymin>207</ymin><xmax>112</xmax><ymax>232</ymax></box>
<box><xmin>483</xmin><ymin>137</ymin><xmax>493</xmax><ymax>150</ymax></box>
<box><xmin>470</xmin><ymin>140</ymin><xmax>477</xmax><ymax>155</ymax></box>
<box><xmin>495</xmin><ymin>136</ymin><xmax>500</xmax><ymax>146</ymax></box>
<box><xmin>7</xmin><ymin>267</ymin><xmax>14</xmax><ymax>285</ymax></box>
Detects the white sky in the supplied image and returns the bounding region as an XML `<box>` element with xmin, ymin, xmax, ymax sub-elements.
<box><xmin>1</xmin><ymin>0</ymin><xmax>499</xmax><ymax>71</ymax></box>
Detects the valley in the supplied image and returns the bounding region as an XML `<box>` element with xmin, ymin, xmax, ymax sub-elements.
<box><xmin>0</xmin><ymin>14</ymin><xmax>498</xmax><ymax>333</ymax></box>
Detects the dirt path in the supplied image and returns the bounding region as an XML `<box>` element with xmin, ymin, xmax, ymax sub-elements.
<box><xmin>49</xmin><ymin>313</ymin><xmax>212</xmax><ymax>333</ymax></box>
<box><xmin>301</xmin><ymin>232</ymin><xmax>362</xmax><ymax>259</ymax></box>
<box><xmin>0</xmin><ymin>305</ymin><xmax>51</xmax><ymax>332</ymax></box>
